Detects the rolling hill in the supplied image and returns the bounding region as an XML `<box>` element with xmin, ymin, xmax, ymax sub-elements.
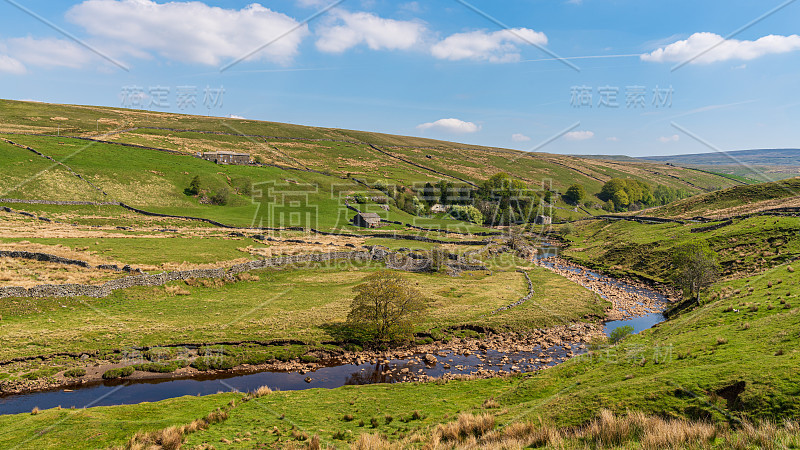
<box><xmin>0</xmin><ymin>99</ymin><xmax>744</xmax><ymax>211</ymax></box>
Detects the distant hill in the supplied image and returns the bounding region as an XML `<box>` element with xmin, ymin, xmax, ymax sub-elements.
<box><xmin>0</xmin><ymin>98</ymin><xmax>747</xmax><ymax>228</ymax></box>
<box><xmin>639</xmin><ymin>148</ymin><xmax>800</xmax><ymax>166</ymax></box>
<box><xmin>644</xmin><ymin>177</ymin><xmax>800</xmax><ymax>219</ymax></box>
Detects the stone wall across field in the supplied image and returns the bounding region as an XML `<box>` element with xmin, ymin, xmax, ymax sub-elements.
<box><xmin>0</xmin><ymin>251</ymin><xmax>93</xmax><ymax>268</ymax></box>
<box><xmin>0</xmin><ymin>250</ymin><xmax>376</xmax><ymax>299</ymax></box>
<box><xmin>0</xmin><ymin>248</ymin><xmax>489</xmax><ymax>299</ymax></box>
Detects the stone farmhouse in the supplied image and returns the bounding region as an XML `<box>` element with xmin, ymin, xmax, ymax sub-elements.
<box><xmin>198</xmin><ymin>151</ymin><xmax>251</xmax><ymax>165</ymax></box>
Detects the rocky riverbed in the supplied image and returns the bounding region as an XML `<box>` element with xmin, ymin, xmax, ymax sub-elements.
<box><xmin>536</xmin><ymin>258</ymin><xmax>677</xmax><ymax>320</ymax></box>
<box><xmin>0</xmin><ymin>260</ymin><xmax>675</xmax><ymax>399</ymax></box>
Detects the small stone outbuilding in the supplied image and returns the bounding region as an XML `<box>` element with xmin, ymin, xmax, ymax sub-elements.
<box><xmin>534</xmin><ymin>215</ymin><xmax>552</xmax><ymax>225</ymax></box>
<box><xmin>353</xmin><ymin>212</ymin><xmax>382</xmax><ymax>228</ymax></box>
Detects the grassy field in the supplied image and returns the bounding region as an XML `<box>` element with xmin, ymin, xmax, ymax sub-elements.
<box><xmin>0</xmin><ymin>260</ymin><xmax>603</xmax><ymax>366</ymax></box>
<box><xmin>1</xmin><ymin>262</ymin><xmax>796</xmax><ymax>449</ymax></box>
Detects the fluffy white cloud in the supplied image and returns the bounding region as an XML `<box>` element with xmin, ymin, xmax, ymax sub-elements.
<box><xmin>431</xmin><ymin>28</ymin><xmax>547</xmax><ymax>63</ymax></box>
<box><xmin>0</xmin><ymin>54</ymin><xmax>26</xmax><ymax>74</ymax></box>
<box><xmin>511</xmin><ymin>133</ymin><xmax>531</xmax><ymax>142</ymax></box>
<box><xmin>67</xmin><ymin>0</ymin><xmax>308</xmax><ymax>66</ymax></box>
<box><xmin>315</xmin><ymin>10</ymin><xmax>426</xmax><ymax>53</ymax></box>
<box><xmin>564</xmin><ymin>130</ymin><xmax>594</xmax><ymax>141</ymax></box>
<box><xmin>417</xmin><ymin>118</ymin><xmax>480</xmax><ymax>134</ymax></box>
<box><xmin>659</xmin><ymin>134</ymin><xmax>680</xmax><ymax>143</ymax></box>
<box><xmin>641</xmin><ymin>32</ymin><xmax>800</xmax><ymax>64</ymax></box>
<box><xmin>5</xmin><ymin>37</ymin><xmax>94</xmax><ymax>69</ymax></box>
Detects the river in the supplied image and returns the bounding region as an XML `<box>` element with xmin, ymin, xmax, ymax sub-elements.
<box><xmin>0</xmin><ymin>250</ymin><xmax>670</xmax><ymax>416</ymax></box>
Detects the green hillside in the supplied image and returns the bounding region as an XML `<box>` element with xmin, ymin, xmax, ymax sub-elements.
<box><xmin>644</xmin><ymin>177</ymin><xmax>800</xmax><ymax>219</ymax></box>
<box><xmin>0</xmin><ymin>99</ymin><xmax>743</xmax><ymax>201</ymax></box>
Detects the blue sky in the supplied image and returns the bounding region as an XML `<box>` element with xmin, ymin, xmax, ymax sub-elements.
<box><xmin>1</xmin><ymin>0</ymin><xmax>799</xmax><ymax>156</ymax></box>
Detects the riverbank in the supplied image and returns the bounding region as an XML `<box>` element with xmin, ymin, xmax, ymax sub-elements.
<box><xmin>0</xmin><ymin>258</ymin><xmax>675</xmax><ymax>403</ymax></box>
<box><xmin>536</xmin><ymin>257</ymin><xmax>678</xmax><ymax>320</ymax></box>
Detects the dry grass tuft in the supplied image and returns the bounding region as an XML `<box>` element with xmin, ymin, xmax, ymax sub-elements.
<box><xmin>482</xmin><ymin>398</ymin><xmax>500</xmax><ymax>409</ymax></box>
<box><xmin>433</xmin><ymin>413</ymin><xmax>496</xmax><ymax>443</ymax></box>
<box><xmin>165</xmin><ymin>285</ymin><xmax>190</xmax><ymax>296</ymax></box>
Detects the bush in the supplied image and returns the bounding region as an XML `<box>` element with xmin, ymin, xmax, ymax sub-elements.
<box><xmin>210</xmin><ymin>188</ymin><xmax>229</xmax><ymax>206</ymax></box>
<box><xmin>102</xmin><ymin>366</ymin><xmax>135</xmax><ymax>379</ymax></box>
<box><xmin>63</xmin><ymin>368</ymin><xmax>86</xmax><ymax>378</ymax></box>
<box><xmin>353</xmin><ymin>193</ymin><xmax>368</xmax><ymax>204</ymax></box>
<box><xmin>610</xmin><ymin>325</ymin><xmax>634</xmax><ymax>344</ymax></box>
<box><xmin>449</xmin><ymin>205</ymin><xmax>483</xmax><ymax>224</ymax></box>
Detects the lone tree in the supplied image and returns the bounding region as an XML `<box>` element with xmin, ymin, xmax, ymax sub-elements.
<box><xmin>672</xmin><ymin>241</ymin><xmax>720</xmax><ymax>303</ymax></box>
<box><xmin>564</xmin><ymin>183</ymin><xmax>586</xmax><ymax>205</ymax></box>
<box><xmin>346</xmin><ymin>270</ymin><xmax>428</xmax><ymax>346</ymax></box>
<box><xmin>185</xmin><ymin>175</ymin><xmax>201</xmax><ymax>196</ymax></box>
<box><xmin>428</xmin><ymin>246</ymin><xmax>449</xmax><ymax>272</ymax></box>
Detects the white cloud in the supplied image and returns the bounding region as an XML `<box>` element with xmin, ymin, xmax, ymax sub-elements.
<box><xmin>606</xmin><ymin>136</ymin><xmax>620</xmax><ymax>142</ymax></box>
<box><xmin>659</xmin><ymin>134</ymin><xmax>680</xmax><ymax>143</ymax></box>
<box><xmin>431</xmin><ymin>28</ymin><xmax>547</xmax><ymax>63</ymax></box>
<box><xmin>5</xmin><ymin>37</ymin><xmax>94</xmax><ymax>69</ymax></box>
<box><xmin>315</xmin><ymin>10</ymin><xmax>426</xmax><ymax>53</ymax></box>
<box><xmin>0</xmin><ymin>54</ymin><xmax>26</xmax><ymax>74</ymax></box>
<box><xmin>511</xmin><ymin>133</ymin><xmax>531</xmax><ymax>142</ymax></box>
<box><xmin>417</xmin><ymin>118</ymin><xmax>480</xmax><ymax>134</ymax></box>
<box><xmin>564</xmin><ymin>130</ymin><xmax>594</xmax><ymax>141</ymax></box>
<box><xmin>228</xmin><ymin>114</ymin><xmax>246</xmax><ymax>119</ymax></box>
<box><xmin>67</xmin><ymin>0</ymin><xmax>308</xmax><ymax>66</ymax></box>
<box><xmin>641</xmin><ymin>32</ymin><xmax>800</xmax><ymax>64</ymax></box>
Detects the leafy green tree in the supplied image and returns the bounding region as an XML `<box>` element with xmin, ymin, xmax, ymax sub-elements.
<box><xmin>612</xmin><ymin>190</ymin><xmax>630</xmax><ymax>210</ymax></box>
<box><xmin>564</xmin><ymin>184</ymin><xmax>586</xmax><ymax>205</ymax></box>
<box><xmin>672</xmin><ymin>241</ymin><xmax>720</xmax><ymax>303</ymax></box>
<box><xmin>599</xmin><ymin>178</ymin><xmax>654</xmax><ymax>211</ymax></box>
<box><xmin>185</xmin><ymin>175</ymin><xmax>201</xmax><ymax>196</ymax></box>
<box><xmin>477</xmin><ymin>173</ymin><xmax>537</xmax><ymax>225</ymax></box>
<box><xmin>346</xmin><ymin>271</ymin><xmax>428</xmax><ymax>345</ymax></box>
<box><xmin>449</xmin><ymin>205</ymin><xmax>483</xmax><ymax>224</ymax></box>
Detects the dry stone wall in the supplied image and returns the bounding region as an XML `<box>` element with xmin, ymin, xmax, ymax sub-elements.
<box><xmin>0</xmin><ymin>248</ymin><xmax>487</xmax><ymax>299</ymax></box>
<box><xmin>0</xmin><ymin>251</ymin><xmax>92</xmax><ymax>268</ymax></box>
<box><xmin>0</xmin><ymin>250</ymin><xmax>373</xmax><ymax>299</ymax></box>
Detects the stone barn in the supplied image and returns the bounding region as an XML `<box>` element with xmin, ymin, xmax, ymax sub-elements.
<box><xmin>199</xmin><ymin>151</ymin><xmax>251</xmax><ymax>165</ymax></box>
<box><xmin>534</xmin><ymin>215</ymin><xmax>552</xmax><ymax>225</ymax></box>
<box><xmin>353</xmin><ymin>212</ymin><xmax>381</xmax><ymax>228</ymax></box>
